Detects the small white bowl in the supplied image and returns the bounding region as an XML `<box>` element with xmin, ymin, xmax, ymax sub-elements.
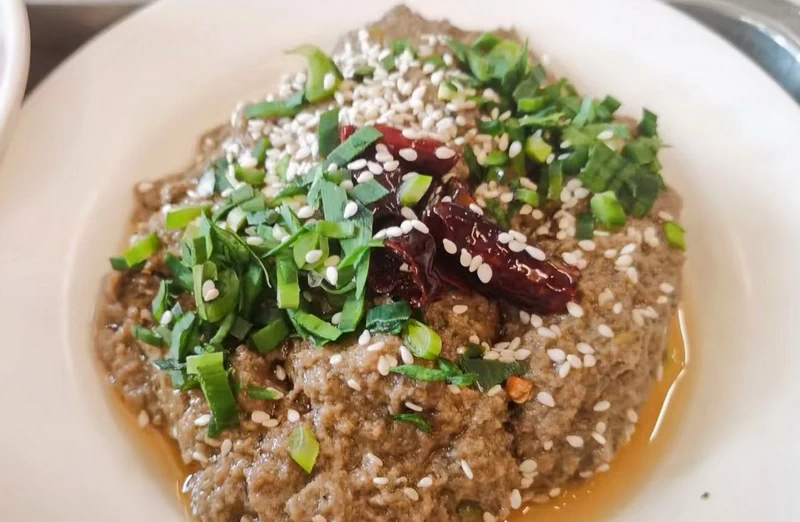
<box><xmin>0</xmin><ymin>0</ymin><xmax>28</xmax><ymax>159</ymax></box>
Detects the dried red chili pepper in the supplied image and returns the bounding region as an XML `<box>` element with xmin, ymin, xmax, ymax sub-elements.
<box><xmin>424</xmin><ymin>202</ymin><xmax>579</xmax><ymax>313</ymax></box>
<box><xmin>368</xmin><ymin>231</ymin><xmax>442</xmax><ymax>308</ymax></box>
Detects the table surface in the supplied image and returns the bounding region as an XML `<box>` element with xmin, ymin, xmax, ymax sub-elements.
<box><xmin>24</xmin><ymin>1</ymin><xmax>800</xmax><ymax>104</ymax></box>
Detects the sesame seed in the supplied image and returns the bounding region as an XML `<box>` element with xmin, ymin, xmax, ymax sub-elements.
<box><xmin>487</xmin><ymin>384</ymin><xmax>503</xmax><ymax>397</ymax></box>
<box><xmin>510</xmin><ymin>489</ymin><xmax>522</xmax><ymax>509</ymax></box>
<box><xmin>459</xmin><ymin>249</ymin><xmax>472</xmax><ymax>267</ymax></box>
<box><xmin>566</xmin><ymin>302</ymin><xmax>584</xmax><ymax>318</ymax></box>
<box><xmin>159</xmin><ymin>310</ymin><xmax>173</xmax><ymax>326</ymax></box>
<box><xmin>537</xmin><ymin>391</ymin><xmax>555</xmax><ymax>407</ymax></box>
<box><xmin>597</xmin><ymin>463</ymin><xmax>611</xmax><ymax>473</ymax></box>
<box><xmin>435</xmin><ymin>146</ymin><xmax>456</xmax><ymax>159</ymax></box>
<box><xmin>403</xmin><ymin>487</ymin><xmax>420</xmax><ymax>501</ymax></box>
<box><xmin>498</xmin><ymin>232</ymin><xmax>512</xmax><ymax>244</ymax></box>
<box><xmin>627</xmin><ymin>267</ymin><xmax>639</xmax><ymax>284</ymax></box>
<box><xmin>325</xmin><ymin>266</ymin><xmax>339</xmax><ymax>286</ymax></box>
<box><xmin>598</xmin><ymin>324</ymin><xmax>614</xmax><ymax>338</ymax></box>
<box><xmin>399</xmin><ymin>148</ymin><xmax>418</xmax><ymax>161</ymax></box>
<box><xmin>592</xmin><ymin>432</ymin><xmax>607</xmax><ymax>445</ymax></box>
<box><xmin>509</xmin><ymin>140</ymin><xmax>523</xmax><ymax>158</ymax></box>
<box><xmin>347</xmin><ymin>379</ymin><xmax>361</xmax><ymax>391</ymax></box>
<box><xmin>367</xmin><ymin>161</ymin><xmax>383</xmax><ymax>175</ymax></box>
<box><xmin>411</xmin><ymin>220</ymin><xmax>429</xmax><ymax>233</ymax></box>
<box><xmin>519</xmin><ymin>459</ymin><xmax>538</xmax><ymax>473</ymax></box>
<box><xmin>526</xmin><ymin>245</ymin><xmax>546</xmax><ymax>261</ymax></box>
<box><xmin>263</xmin><ymin>418</ymin><xmax>280</xmax><ymax>428</ymax></box>
<box><xmin>460</xmin><ymin>460</ymin><xmax>474</xmax><ymax>480</ymax></box>
<box><xmin>347</xmin><ymin>158</ymin><xmax>367</xmax><ymax>170</ymax></box>
<box><xmin>405</xmin><ymin>401</ymin><xmax>423</xmax><ymax>412</ymax></box>
<box><xmin>547</xmin><ymin>348</ymin><xmax>566</xmax><ymax>363</ymax></box>
<box><xmin>375</xmin><ymin>151</ymin><xmax>393</xmax><ymax>163</ymax></box>
<box><xmin>583</xmin><ymin>354</ymin><xmax>597</xmax><ymax>367</ymax></box>
<box><xmin>469</xmin><ymin>203</ymin><xmax>484</xmax><ymax>215</ymax></box>
<box><xmin>578</xmin><ymin>239</ymin><xmax>596</xmax><ymax>251</ymax></box>
<box><xmin>203</xmin><ymin>288</ymin><xmax>220</xmax><ymax>302</ymax></box>
<box><xmin>577</xmin><ymin>342</ymin><xmax>595</xmax><ymax>354</ymax></box>
<box><xmin>312</xmin><ymin>516</ymin><xmax>327</xmax><ymax>522</ymax></box>
<box><xmin>400</xmin><ymin>207</ymin><xmax>417</xmax><ymax>221</ymax></box>
<box><xmin>384</xmin><ymin>159</ymin><xmax>400</xmax><ymax>171</ymax></box>
<box><xmin>386</xmin><ymin>226</ymin><xmax>403</xmax><ymax>238</ymax></box>
<box><xmin>452</xmin><ymin>304</ymin><xmax>468</xmax><ymax>315</ymax></box>
<box><xmin>519</xmin><ymin>310</ymin><xmax>531</xmax><ymax>324</ymax></box>
<box><xmin>305</xmin><ymin>249</ymin><xmax>323</xmax><ymax>264</ymax></box>
<box><xmin>343</xmin><ymin>201</ymin><xmax>358</xmax><ymax>219</ymax></box>
<box><xmin>220</xmin><ymin>438</ymin><xmax>233</xmax><ymax>456</ymax></box>
<box><xmin>550</xmin><ymin>487</ymin><xmax>561</xmax><ymax>498</ymax></box>
<box><xmin>538</xmin><ymin>327</ymin><xmax>556</xmax><ymax>339</ymax></box>
<box><xmin>323</xmin><ymin>72</ymin><xmax>336</xmax><ymax>90</ymax></box>
<box><xmin>508</xmin><ymin>240</ymin><xmax>526</xmax><ymax>252</ymax></box>
<box><xmin>469</xmin><ymin>335</ymin><xmax>481</xmax><ymax>344</ymax></box>
<box><xmin>399</xmin><ymin>345</ymin><xmax>414</xmax><ymax>365</ymax></box>
<box><xmin>483</xmin><ymin>513</ymin><xmax>496</xmax><ymax>522</ymax></box>
<box><xmin>627</xmin><ymin>408</ymin><xmax>639</xmax><ymax>423</ymax></box>
<box><xmin>329</xmin><ymin>354</ymin><xmax>343</xmax><ymax>365</ymax></box>
<box><xmin>246</xmin><ymin>236</ymin><xmax>265</xmax><ymax>246</ymax></box>
<box><xmin>356</xmin><ymin>171</ymin><xmax>373</xmax><ymax>183</ymax></box>
<box><xmin>530</xmin><ymin>314</ymin><xmax>543</xmax><ymax>328</ymax></box>
<box><xmin>367</xmin><ymin>341</ymin><xmax>385</xmax><ymax>352</ymax></box>
<box><xmin>137</xmin><ymin>410</ymin><xmax>150</xmax><ymax>428</ymax></box>
<box><xmin>596</xmin><ymin>421</ymin><xmax>607</xmax><ymax>434</ymax></box>
<box><xmin>251</xmin><ymin>410</ymin><xmax>270</xmax><ymax>423</ymax></box>
<box><xmin>558</xmin><ymin>362</ymin><xmax>571</xmax><ymax>378</ymax></box>
<box><xmin>597</xmin><ymin>129</ymin><xmax>614</xmax><ymax>140</ymax></box>
<box><xmin>658</xmin><ymin>210</ymin><xmax>675</xmax><ymax>221</ymax></box>
<box><xmin>297</xmin><ymin>205</ymin><xmax>314</xmax><ymax>219</ymax></box>
<box><xmin>417</xmin><ymin>476</ymin><xmax>433</xmax><ymax>488</ymax></box>
<box><xmin>287</xmin><ymin>409</ymin><xmax>300</xmax><ymax>423</ymax></box>
<box><xmin>401</xmin><ymin>220</ymin><xmax>414</xmax><ymax>234</ymax></box>
<box><xmin>615</xmin><ymin>254</ymin><xmax>633</xmax><ymax>267</ymax></box>
<box><xmin>657</xmin><ymin>296</ymin><xmax>669</xmax><ymax>305</ymax></box>
<box><xmin>659</xmin><ymin>282</ymin><xmax>675</xmax><ymax>294</ymax></box>
<box><xmin>543</xmin><ymin>440</ymin><xmax>554</xmax><ymax>451</ymax></box>
<box><xmin>567</xmin><ymin>354</ymin><xmax>583</xmax><ymax>369</ymax></box>
<box><xmin>604</xmin><ymin>249</ymin><xmax>618</xmax><ymax>259</ymax></box>
<box><xmin>373</xmin><ymin>477</ymin><xmax>389</xmax><ymax>485</ymax></box>
<box><xmin>194</xmin><ymin>414</ymin><xmax>211</xmax><ymax>427</ymax></box>
<box><xmin>594</xmin><ymin>400</ymin><xmax>611</xmax><ymax>412</ymax></box>
<box><xmin>447</xmin><ymin>384</ymin><xmax>461</xmax><ymax>394</ymax></box>
<box><xmin>477</xmin><ymin>263</ymin><xmax>493</xmax><ymax>283</ymax></box>
<box><xmin>377</xmin><ymin>356</ymin><xmax>390</xmax><ymax>376</ymax></box>
<box><xmin>442</xmin><ymin>238</ymin><xmax>457</xmax><ymax>254</ymax></box>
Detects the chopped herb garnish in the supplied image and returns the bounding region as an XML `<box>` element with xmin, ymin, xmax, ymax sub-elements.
<box><xmin>515</xmin><ymin>188</ymin><xmax>539</xmax><ymax>207</ymax></box>
<box><xmin>402</xmin><ymin>319</ymin><xmax>442</xmax><ymax>360</ymax></box>
<box><xmin>234</xmin><ymin>166</ymin><xmax>266</xmax><ymax>187</ymax></box>
<box><xmin>664</xmin><ymin>221</ymin><xmax>686</xmax><ymax>250</ymax></box>
<box><xmin>638</xmin><ymin>108</ymin><xmax>658</xmax><ymax>137</ymax></box>
<box><xmin>288</xmin><ymin>427</ymin><xmax>320</xmax><ymax>473</ymax></box>
<box><xmin>326</xmin><ymin>126</ymin><xmax>383</xmax><ymax>168</ymax></box>
<box><xmin>591</xmin><ymin>191</ymin><xmax>627</xmax><ymax>229</ymax></box>
<box><xmin>366</xmin><ymin>301</ymin><xmax>412</xmax><ymax>334</ymax></box>
<box><xmin>398</xmin><ymin>174</ymin><xmax>433</xmax><ymax>206</ymax></box>
<box><xmin>389</xmin><ymin>364</ymin><xmax>450</xmax><ymax>381</ymax></box>
<box><xmin>186</xmin><ymin>351</ymin><xmax>238</xmax><ymax>438</ymax></box>
<box><xmin>151</xmin><ymin>279</ymin><xmax>171</xmax><ymax>322</ymax></box>
<box><xmin>458</xmin><ymin>358</ymin><xmax>527</xmax><ymax>391</ymax></box>
<box><xmin>121</xmin><ymin>232</ymin><xmax>161</xmax><ymax>268</ymax></box>
<box><xmin>244</xmin><ymin>90</ymin><xmax>304</xmax><ymax>120</ymax></box>
<box><xmin>246</xmin><ymin>386</ymin><xmax>283</xmax><ymax>400</ymax></box>
<box><xmin>250</xmin><ymin>314</ymin><xmax>290</xmax><ymax>353</ymax></box>
<box><xmin>318</xmin><ymin>107</ymin><xmax>340</xmax><ymax>157</ymax></box>
<box><xmin>576</xmin><ymin>213</ymin><xmax>595</xmax><ymax>240</ymax></box>
<box><xmin>166</xmin><ymin>205</ymin><xmax>207</xmax><ymax>230</ymax></box>
<box><xmin>132</xmin><ymin>325</ymin><xmax>165</xmax><ymax>347</ymax></box>
<box><xmin>287</xmin><ymin>44</ymin><xmax>341</xmax><ymax>103</ymax></box>
<box><xmin>524</xmin><ymin>133</ymin><xmax>552</xmax><ymax>163</ymax></box>
<box><xmin>351</xmin><ymin>179</ymin><xmax>389</xmax><ymax>205</ymax></box>
<box><xmin>253</xmin><ymin>138</ymin><xmax>271</xmax><ymax>167</ymax></box>
<box><xmin>393</xmin><ymin>413</ymin><xmax>432</xmax><ymax>433</ymax></box>
<box><xmin>276</xmin><ymin>255</ymin><xmax>300</xmax><ymax>309</ymax></box>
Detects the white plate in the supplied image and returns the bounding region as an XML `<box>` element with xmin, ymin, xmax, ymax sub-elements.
<box><xmin>0</xmin><ymin>0</ymin><xmax>29</xmax><ymax>158</ymax></box>
<box><xmin>1</xmin><ymin>0</ymin><xmax>799</xmax><ymax>520</ymax></box>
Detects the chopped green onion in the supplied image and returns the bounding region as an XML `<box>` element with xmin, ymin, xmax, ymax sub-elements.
<box><xmin>366</xmin><ymin>301</ymin><xmax>412</xmax><ymax>334</ymax></box>
<box><xmin>515</xmin><ymin>188</ymin><xmax>539</xmax><ymax>207</ymax></box>
<box><xmin>477</xmin><ymin>119</ymin><xmax>504</xmax><ymax>136</ymax></box>
<box><xmin>153</xmin><ymin>358</ymin><xmax>183</xmax><ymax>371</ymax></box>
<box><xmin>403</xmin><ymin>319</ymin><xmax>441</xmax><ymax>360</ymax></box>
<box><xmin>390</xmin><ymin>364</ymin><xmax>450</xmax><ymax>382</ymax></box>
<box><xmin>484</xmin><ymin>151</ymin><xmax>508</xmax><ymax>167</ymax></box>
<box><xmin>244</xmin><ymin>90</ymin><xmax>304</xmax><ymax>120</ymax></box>
<box><xmin>250</xmin><ymin>315</ymin><xmax>290</xmax><ymax>353</ymax></box>
<box><xmin>122</xmin><ymin>232</ymin><xmax>161</xmax><ymax>267</ymax></box>
<box><xmin>448</xmin><ymin>373</ymin><xmax>478</xmax><ymax>387</ymax></box>
<box><xmin>246</xmin><ymin>386</ymin><xmax>283</xmax><ymax>400</ymax></box>
<box><xmin>226</xmin><ymin>206</ymin><xmax>247</xmax><ymax>232</ymax></box>
<box><xmin>232</xmin><ymin>184</ymin><xmax>256</xmax><ymax>204</ymax></box>
<box><xmin>463</xmin><ymin>144</ymin><xmax>485</xmax><ymax>184</ymax></box>
<box><xmin>287</xmin><ymin>309</ymin><xmax>342</xmax><ymax>342</ymax></box>
<box><xmin>194</xmin><ymin>264</ymin><xmax>241</xmax><ymax>323</ymax></box>
<box><xmin>571</xmin><ymin>95</ymin><xmax>594</xmax><ymax>127</ymax></box>
<box><xmin>240</xmin><ymin>195</ymin><xmax>266</xmax><ymax>213</ymax></box>
<box><xmin>353</xmin><ymin>65</ymin><xmax>375</xmax><ymax>79</ymax></box>
<box><xmin>132</xmin><ymin>325</ymin><xmax>165</xmax><ymax>347</ymax></box>
<box><xmin>186</xmin><ymin>352</ymin><xmax>239</xmax><ymax>438</ymax></box>
<box><xmin>638</xmin><ymin>108</ymin><xmax>658</xmax><ymax>137</ymax></box>
<box><xmin>109</xmin><ymin>256</ymin><xmax>131</xmax><ymax>271</ymax></box>
<box><xmin>318</xmin><ymin>108</ymin><xmax>340</xmax><ymax>157</ymax></box>
<box><xmin>169</xmin><ymin>311</ymin><xmax>198</xmax><ymax>362</ymax></box>
<box><xmin>287</xmin><ymin>44</ymin><xmax>341</xmax><ymax>103</ymax></box>
<box><xmin>253</xmin><ymin>138</ymin><xmax>271</xmax><ymax>167</ymax></box>
<box><xmin>166</xmin><ymin>206</ymin><xmax>207</xmax><ymax>230</ymax></box>
<box><xmin>276</xmin><ymin>256</ymin><xmax>300</xmax><ymax>309</ymax></box>
<box><xmin>458</xmin><ymin>357</ymin><xmax>527</xmax><ymax>391</ymax></box>
<box><xmin>164</xmin><ymin>253</ymin><xmax>193</xmax><ymax>291</ymax></box>
<box><xmin>337</xmin><ymin>290</ymin><xmax>365</xmax><ymax>333</ymax></box>
<box><xmin>351</xmin><ymin>180</ymin><xmax>389</xmax><ymax>205</ymax></box>
<box><xmin>517</xmin><ymin>96</ymin><xmax>547</xmax><ymax>113</ymax></box>
<box><xmin>234</xmin><ymin>166</ymin><xmax>266</xmax><ymax>187</ymax></box>
<box><xmin>151</xmin><ymin>280</ymin><xmax>171</xmax><ymax>322</ymax></box>
<box><xmin>576</xmin><ymin>213</ymin><xmax>595</xmax><ymax>240</ymax></box>
<box><xmin>393</xmin><ymin>413</ymin><xmax>431</xmax><ymax>433</ymax></box>
<box><xmin>518</xmin><ymin>112</ymin><xmax>568</xmax><ymax>128</ymax></box>
<box><xmin>209</xmin><ymin>312</ymin><xmax>236</xmax><ymax>345</ymax></box>
<box><xmin>288</xmin><ymin>427</ymin><xmax>320</xmax><ymax>473</ymax></box>
<box><xmin>276</xmin><ymin>155</ymin><xmax>291</xmax><ymax>182</ymax></box>
<box><xmin>578</xmin><ymin>142</ymin><xmax>625</xmax><ymax>193</ymax></box>
<box><xmin>326</xmin><ymin>126</ymin><xmax>383</xmax><ymax>168</ymax></box>
<box><xmin>664</xmin><ymin>222</ymin><xmax>686</xmax><ymax>250</ymax></box>
<box><xmin>398</xmin><ymin>174</ymin><xmax>433</xmax><ymax>206</ymax></box>
<box><xmin>315</xmin><ymin>220</ymin><xmax>355</xmax><ymax>239</ymax></box>
<box><xmin>438</xmin><ymin>81</ymin><xmax>457</xmax><ymax>101</ymax></box>
<box><xmin>590</xmin><ymin>191</ymin><xmax>627</xmax><ymax>229</ymax></box>
<box><xmin>524</xmin><ymin>133</ymin><xmax>552</xmax><ymax>163</ymax></box>
<box><xmin>547</xmin><ymin>161</ymin><xmax>563</xmax><ymax>201</ymax></box>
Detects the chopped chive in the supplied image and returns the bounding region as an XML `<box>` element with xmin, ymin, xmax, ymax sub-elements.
<box><xmin>351</xmin><ymin>179</ymin><xmax>389</xmax><ymax>205</ymax></box>
<box><xmin>234</xmin><ymin>166</ymin><xmax>266</xmax><ymax>187</ymax></box>
<box><xmin>288</xmin><ymin>427</ymin><xmax>320</xmax><ymax>473</ymax></box>
<box><xmin>253</xmin><ymin>138</ymin><xmax>271</xmax><ymax>167</ymax></box>
<box><xmin>122</xmin><ymin>232</ymin><xmax>161</xmax><ymax>267</ymax></box>
<box><xmin>524</xmin><ymin>133</ymin><xmax>552</xmax><ymax>163</ymax></box>
<box><xmin>226</xmin><ymin>206</ymin><xmax>247</xmax><ymax>232</ymax></box>
<box><xmin>353</xmin><ymin>65</ymin><xmax>375</xmax><ymax>79</ymax></box>
<box><xmin>389</xmin><ymin>364</ymin><xmax>450</xmax><ymax>381</ymax></box>
<box><xmin>477</xmin><ymin>119</ymin><xmax>504</xmax><ymax>136</ymax></box>
<box><xmin>457</xmin><ymin>357</ymin><xmax>527</xmax><ymax>391</ymax></box>
<box><xmin>109</xmin><ymin>256</ymin><xmax>130</xmax><ymax>271</ymax></box>
<box><xmin>151</xmin><ymin>279</ymin><xmax>171</xmax><ymax>322</ymax></box>
<box><xmin>576</xmin><ymin>213</ymin><xmax>595</xmax><ymax>240</ymax></box>
<box><xmin>232</xmin><ymin>184</ymin><xmax>256</xmax><ymax>204</ymax></box>
<box><xmin>463</xmin><ymin>144</ymin><xmax>485</xmax><ymax>184</ymax></box>
<box><xmin>516</xmin><ymin>96</ymin><xmax>547</xmax><ymax>113</ymax></box>
<box><xmin>244</xmin><ymin>90</ymin><xmax>304</xmax><ymax>120</ymax></box>
<box><xmin>547</xmin><ymin>160</ymin><xmax>563</xmax><ymax>201</ymax></box>
<box><xmin>169</xmin><ymin>311</ymin><xmax>198</xmax><ymax>362</ymax></box>
<box><xmin>250</xmin><ymin>314</ymin><xmax>290</xmax><ymax>353</ymax></box>
<box><xmin>393</xmin><ymin>413</ymin><xmax>432</xmax><ymax>433</ymax></box>
<box><xmin>326</xmin><ymin>126</ymin><xmax>383</xmax><ymax>168</ymax></box>
<box><xmin>132</xmin><ymin>325</ymin><xmax>165</xmax><ymax>347</ymax></box>
<box><xmin>164</xmin><ymin>253</ymin><xmax>193</xmax><ymax>291</ymax></box>
<box><xmin>571</xmin><ymin>95</ymin><xmax>595</xmax><ymax>127</ymax></box>
<box><xmin>590</xmin><ymin>191</ymin><xmax>627</xmax><ymax>229</ymax></box>
<box><xmin>166</xmin><ymin>205</ymin><xmax>207</xmax><ymax>230</ymax></box>
<box><xmin>276</xmin><ymin>256</ymin><xmax>300</xmax><ymax>309</ymax></box>
<box><xmin>186</xmin><ymin>352</ymin><xmax>239</xmax><ymax>438</ymax></box>
<box><xmin>246</xmin><ymin>386</ymin><xmax>283</xmax><ymax>400</ymax></box>
<box><xmin>277</xmin><ymin>155</ymin><xmax>291</xmax><ymax>182</ymax></box>
<box><xmin>515</xmin><ymin>188</ymin><xmax>539</xmax><ymax>207</ymax></box>
<box><xmin>518</xmin><ymin>112</ymin><xmax>568</xmax><ymax>128</ymax></box>
<box><xmin>638</xmin><ymin>108</ymin><xmax>658</xmax><ymax>137</ymax></box>
<box><xmin>287</xmin><ymin>309</ymin><xmax>342</xmax><ymax>342</ymax></box>
<box><xmin>287</xmin><ymin>44</ymin><xmax>341</xmax><ymax>103</ymax></box>
<box><xmin>239</xmin><ymin>195</ymin><xmax>266</xmax><ymax>213</ymax></box>
<box><xmin>664</xmin><ymin>222</ymin><xmax>686</xmax><ymax>250</ymax></box>
<box><xmin>193</xmin><ymin>264</ymin><xmax>241</xmax><ymax>323</ymax></box>
<box><xmin>484</xmin><ymin>151</ymin><xmax>508</xmax><ymax>167</ymax></box>
<box><xmin>578</xmin><ymin>142</ymin><xmax>624</xmax><ymax>193</ymax></box>
<box><xmin>315</xmin><ymin>220</ymin><xmax>356</xmax><ymax>239</ymax></box>
<box><xmin>398</xmin><ymin>174</ymin><xmax>433</xmax><ymax>206</ymax></box>
<box><xmin>403</xmin><ymin>319</ymin><xmax>441</xmax><ymax>360</ymax></box>
<box><xmin>318</xmin><ymin>108</ymin><xmax>340</xmax><ymax>157</ymax></box>
<box><xmin>366</xmin><ymin>301</ymin><xmax>412</xmax><ymax>334</ymax></box>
